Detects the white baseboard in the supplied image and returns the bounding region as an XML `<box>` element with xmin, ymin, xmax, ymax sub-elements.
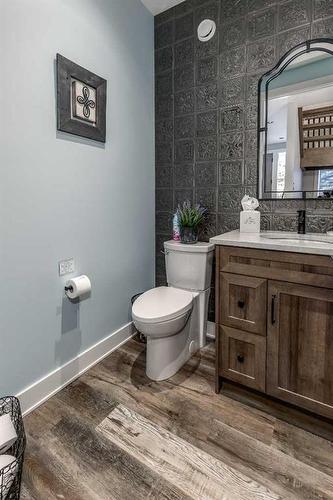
<box><xmin>17</xmin><ymin>321</ymin><xmax>136</xmax><ymax>416</ymax></box>
<box><xmin>207</xmin><ymin>320</ymin><xmax>216</xmax><ymax>339</ymax></box>
<box><xmin>18</xmin><ymin>319</ymin><xmax>215</xmax><ymax>416</ymax></box>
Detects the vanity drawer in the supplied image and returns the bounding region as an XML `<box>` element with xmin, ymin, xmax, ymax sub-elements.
<box><xmin>219</xmin><ymin>326</ymin><xmax>266</xmax><ymax>392</ymax></box>
<box><xmin>220</xmin><ymin>272</ymin><xmax>267</xmax><ymax>335</ymax></box>
<box><xmin>219</xmin><ymin>246</ymin><xmax>333</xmax><ymax>290</ymax></box>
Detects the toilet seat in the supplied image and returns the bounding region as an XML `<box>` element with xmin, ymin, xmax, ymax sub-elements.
<box><xmin>132</xmin><ymin>286</ymin><xmax>193</xmax><ymax>324</ymax></box>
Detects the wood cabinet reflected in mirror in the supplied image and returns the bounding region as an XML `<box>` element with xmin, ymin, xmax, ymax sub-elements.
<box><xmin>258</xmin><ymin>39</ymin><xmax>333</xmax><ymax>200</ymax></box>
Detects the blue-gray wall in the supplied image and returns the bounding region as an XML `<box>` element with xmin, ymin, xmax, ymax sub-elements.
<box><xmin>267</xmin><ymin>56</ymin><xmax>333</xmax><ymax>89</ymax></box>
<box><xmin>0</xmin><ymin>0</ymin><xmax>154</xmax><ymax>395</ymax></box>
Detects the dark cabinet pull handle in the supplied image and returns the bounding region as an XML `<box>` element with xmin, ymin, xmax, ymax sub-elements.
<box><xmin>237</xmin><ymin>354</ymin><xmax>244</xmax><ymax>363</ymax></box>
<box><xmin>271</xmin><ymin>294</ymin><xmax>276</xmax><ymax>324</ymax></box>
<box><xmin>238</xmin><ymin>300</ymin><xmax>245</xmax><ymax>308</ymax></box>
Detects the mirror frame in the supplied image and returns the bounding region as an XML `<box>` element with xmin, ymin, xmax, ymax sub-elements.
<box><xmin>257</xmin><ymin>38</ymin><xmax>333</xmax><ymax>200</ymax></box>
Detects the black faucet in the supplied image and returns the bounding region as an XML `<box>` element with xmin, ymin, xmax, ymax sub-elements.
<box><xmin>297</xmin><ymin>209</ymin><xmax>306</xmax><ymax>234</ymax></box>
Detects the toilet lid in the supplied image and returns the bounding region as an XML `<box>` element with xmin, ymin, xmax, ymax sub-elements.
<box><xmin>132</xmin><ymin>287</ymin><xmax>193</xmax><ymax>324</ymax></box>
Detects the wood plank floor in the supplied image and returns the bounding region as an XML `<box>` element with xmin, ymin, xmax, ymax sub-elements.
<box><xmin>22</xmin><ymin>338</ymin><xmax>333</xmax><ymax>500</ymax></box>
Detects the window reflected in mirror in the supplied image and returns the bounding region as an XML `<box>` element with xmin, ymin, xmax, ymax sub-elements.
<box><xmin>258</xmin><ymin>40</ymin><xmax>333</xmax><ymax>199</ymax></box>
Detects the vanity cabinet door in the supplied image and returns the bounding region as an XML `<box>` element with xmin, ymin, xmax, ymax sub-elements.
<box><xmin>267</xmin><ymin>281</ymin><xmax>333</xmax><ymax>419</ymax></box>
<box><xmin>220</xmin><ymin>273</ymin><xmax>267</xmax><ymax>335</ymax></box>
<box><xmin>219</xmin><ymin>326</ymin><xmax>266</xmax><ymax>391</ymax></box>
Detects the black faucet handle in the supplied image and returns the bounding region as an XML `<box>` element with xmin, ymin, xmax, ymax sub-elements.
<box><xmin>297</xmin><ymin>209</ymin><xmax>306</xmax><ymax>234</ymax></box>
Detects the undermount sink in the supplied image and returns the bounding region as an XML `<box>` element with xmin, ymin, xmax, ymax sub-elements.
<box><xmin>260</xmin><ymin>232</ymin><xmax>333</xmax><ymax>246</ymax></box>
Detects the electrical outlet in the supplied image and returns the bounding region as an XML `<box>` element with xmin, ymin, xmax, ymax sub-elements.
<box><xmin>59</xmin><ymin>258</ymin><xmax>75</xmax><ymax>276</ymax></box>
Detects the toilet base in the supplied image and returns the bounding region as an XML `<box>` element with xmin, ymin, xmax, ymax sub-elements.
<box><xmin>146</xmin><ymin>319</ymin><xmax>193</xmax><ymax>381</ymax></box>
<box><xmin>145</xmin><ymin>288</ymin><xmax>210</xmax><ymax>381</ymax></box>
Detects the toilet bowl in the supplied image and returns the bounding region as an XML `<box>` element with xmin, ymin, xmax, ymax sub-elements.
<box><xmin>132</xmin><ymin>240</ymin><xmax>214</xmax><ymax>381</ymax></box>
<box><xmin>132</xmin><ymin>286</ymin><xmax>195</xmax><ymax>380</ymax></box>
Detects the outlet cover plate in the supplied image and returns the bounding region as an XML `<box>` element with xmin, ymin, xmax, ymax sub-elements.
<box><xmin>59</xmin><ymin>258</ymin><xmax>75</xmax><ymax>276</ymax></box>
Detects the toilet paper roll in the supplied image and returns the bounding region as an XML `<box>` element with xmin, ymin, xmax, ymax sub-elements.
<box><xmin>0</xmin><ymin>455</ymin><xmax>17</xmax><ymax>498</ymax></box>
<box><xmin>65</xmin><ymin>275</ymin><xmax>91</xmax><ymax>299</ymax></box>
<box><xmin>0</xmin><ymin>414</ymin><xmax>17</xmax><ymax>454</ymax></box>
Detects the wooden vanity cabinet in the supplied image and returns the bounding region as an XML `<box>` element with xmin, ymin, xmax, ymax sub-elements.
<box><xmin>215</xmin><ymin>245</ymin><xmax>333</xmax><ymax>420</ymax></box>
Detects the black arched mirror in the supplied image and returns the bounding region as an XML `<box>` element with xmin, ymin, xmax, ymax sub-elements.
<box><xmin>258</xmin><ymin>39</ymin><xmax>333</xmax><ymax>200</ymax></box>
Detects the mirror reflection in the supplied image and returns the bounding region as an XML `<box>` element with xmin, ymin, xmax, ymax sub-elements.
<box><xmin>259</xmin><ymin>41</ymin><xmax>333</xmax><ymax>199</ymax></box>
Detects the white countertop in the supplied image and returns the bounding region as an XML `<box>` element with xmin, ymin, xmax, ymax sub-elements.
<box><xmin>209</xmin><ymin>230</ymin><xmax>333</xmax><ymax>256</ymax></box>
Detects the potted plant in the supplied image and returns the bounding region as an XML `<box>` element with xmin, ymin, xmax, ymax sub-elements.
<box><xmin>176</xmin><ymin>200</ymin><xmax>207</xmax><ymax>244</ymax></box>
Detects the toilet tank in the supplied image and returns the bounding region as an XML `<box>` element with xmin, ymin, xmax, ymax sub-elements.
<box><xmin>164</xmin><ymin>240</ymin><xmax>215</xmax><ymax>291</ymax></box>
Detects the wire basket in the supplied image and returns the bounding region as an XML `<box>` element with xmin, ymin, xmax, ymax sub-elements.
<box><xmin>0</xmin><ymin>397</ymin><xmax>26</xmax><ymax>500</ymax></box>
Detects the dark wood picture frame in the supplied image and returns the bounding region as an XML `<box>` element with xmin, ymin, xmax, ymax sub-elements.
<box><xmin>56</xmin><ymin>54</ymin><xmax>107</xmax><ymax>143</ymax></box>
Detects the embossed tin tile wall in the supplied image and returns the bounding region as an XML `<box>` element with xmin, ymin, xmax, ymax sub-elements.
<box><xmin>155</xmin><ymin>0</ymin><xmax>333</xmax><ymax>298</ymax></box>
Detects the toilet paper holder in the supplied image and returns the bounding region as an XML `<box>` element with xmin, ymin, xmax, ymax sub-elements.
<box><xmin>64</xmin><ymin>275</ymin><xmax>92</xmax><ymax>299</ymax></box>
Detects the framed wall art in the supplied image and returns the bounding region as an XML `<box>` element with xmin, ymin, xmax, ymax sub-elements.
<box><xmin>56</xmin><ymin>54</ymin><xmax>107</xmax><ymax>142</ymax></box>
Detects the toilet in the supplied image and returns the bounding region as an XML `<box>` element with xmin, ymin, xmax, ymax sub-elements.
<box><xmin>132</xmin><ymin>240</ymin><xmax>214</xmax><ymax>381</ymax></box>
